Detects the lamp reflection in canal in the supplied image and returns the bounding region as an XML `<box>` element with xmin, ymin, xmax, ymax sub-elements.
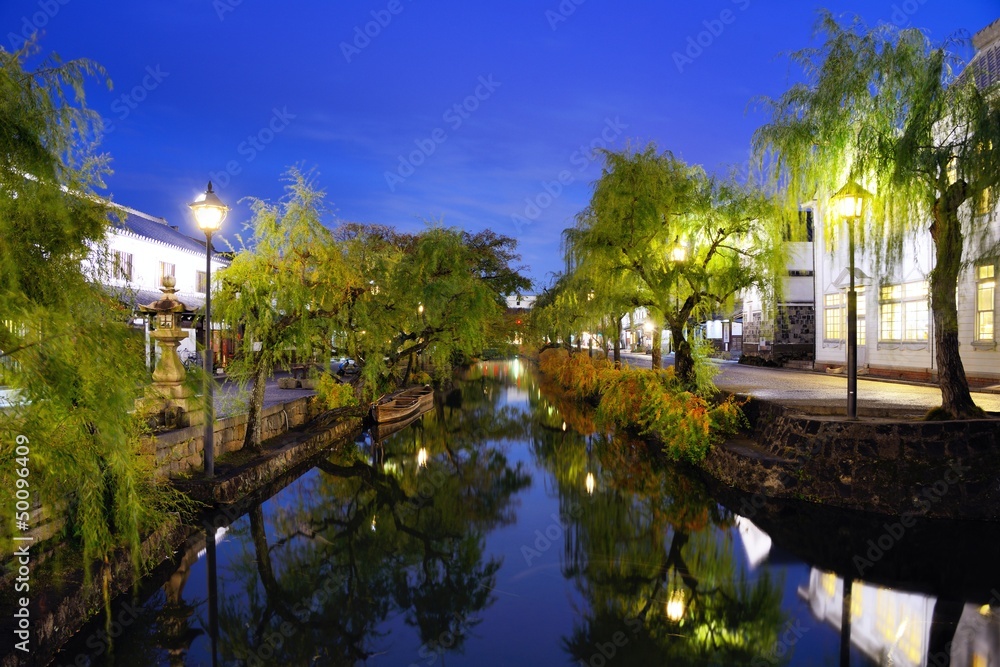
<box><xmin>417</xmin><ymin>447</ymin><xmax>429</xmax><ymax>468</ymax></box>
<box><xmin>666</xmin><ymin>589</ymin><xmax>686</xmax><ymax>622</ymax></box>
<box><xmin>585</xmin><ymin>472</ymin><xmax>595</xmax><ymax>495</ymax></box>
<box><xmin>203</xmin><ymin>523</ymin><xmax>223</xmax><ymax>667</ymax></box>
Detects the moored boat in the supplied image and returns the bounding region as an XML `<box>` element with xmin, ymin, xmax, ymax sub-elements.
<box><xmin>371</xmin><ymin>385</ymin><xmax>434</xmax><ymax>423</ymax></box>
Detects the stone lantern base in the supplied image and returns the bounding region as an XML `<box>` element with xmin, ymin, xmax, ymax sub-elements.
<box><xmin>138</xmin><ymin>383</ymin><xmax>205</xmax><ymax>430</ymax></box>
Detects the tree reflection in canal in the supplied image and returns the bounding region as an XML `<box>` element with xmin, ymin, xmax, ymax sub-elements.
<box><xmin>210</xmin><ymin>376</ymin><xmax>532</xmax><ymax>665</ymax></box>
<box><xmin>526</xmin><ymin>390</ymin><xmax>787</xmax><ymax>666</ymax></box>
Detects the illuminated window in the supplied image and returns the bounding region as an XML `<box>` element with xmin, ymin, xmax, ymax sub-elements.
<box><xmin>824</xmin><ymin>294</ymin><xmax>843</xmax><ymax>340</ymax></box>
<box><xmin>879</xmin><ymin>282</ymin><xmax>928</xmax><ymax>342</ymax></box>
<box><xmin>821</xmin><ymin>571</ymin><xmax>837</xmax><ymax>597</ymax></box>
<box><xmin>856</xmin><ymin>286</ymin><xmax>866</xmax><ymax>347</ymax></box>
<box><xmin>825</xmin><ymin>290</ymin><xmax>866</xmax><ymax>345</ymax></box>
<box><xmin>158</xmin><ymin>262</ymin><xmax>175</xmax><ymax>286</ymax></box>
<box><xmin>976</xmin><ymin>264</ymin><xmax>995</xmax><ymax>341</ymax></box>
<box><xmin>111</xmin><ymin>250</ymin><xmax>133</xmax><ymax>281</ymax></box>
<box><xmin>196</xmin><ymin>270</ymin><xmax>208</xmax><ymax>294</ymax></box>
<box><xmin>976</xmin><ymin>187</ymin><xmax>993</xmax><ymax>216</ymax></box>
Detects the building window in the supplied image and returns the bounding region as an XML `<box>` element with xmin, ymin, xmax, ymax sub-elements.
<box><xmin>158</xmin><ymin>262</ymin><xmax>175</xmax><ymax>286</ymax></box>
<box><xmin>879</xmin><ymin>281</ymin><xmax>928</xmax><ymax>342</ymax></box>
<box><xmin>111</xmin><ymin>250</ymin><xmax>133</xmax><ymax>281</ymax></box>
<box><xmin>824</xmin><ymin>293</ymin><xmax>842</xmax><ymax>340</ymax></box>
<box><xmin>976</xmin><ymin>264</ymin><xmax>995</xmax><ymax>341</ymax></box>
<box><xmin>854</xmin><ymin>286</ymin><xmax>866</xmax><ymax>347</ymax></box>
<box><xmin>824</xmin><ymin>288</ymin><xmax>865</xmax><ymax>345</ymax></box>
<box><xmin>196</xmin><ymin>270</ymin><xmax>208</xmax><ymax>294</ymax></box>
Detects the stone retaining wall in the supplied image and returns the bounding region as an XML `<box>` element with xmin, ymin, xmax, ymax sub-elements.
<box><xmin>701</xmin><ymin>398</ymin><xmax>1000</xmax><ymax>519</ymax></box>
<box><xmin>151</xmin><ymin>396</ymin><xmax>322</xmax><ymax>479</ymax></box>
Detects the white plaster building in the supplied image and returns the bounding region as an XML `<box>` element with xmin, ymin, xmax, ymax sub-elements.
<box><xmin>740</xmin><ymin>212</ymin><xmax>816</xmax><ymax>364</ymax></box>
<box><xmin>88</xmin><ymin>204</ymin><xmax>230</xmax><ymax>368</ymax></box>
<box><xmin>812</xmin><ymin>19</ymin><xmax>1000</xmax><ymax>385</ymax></box>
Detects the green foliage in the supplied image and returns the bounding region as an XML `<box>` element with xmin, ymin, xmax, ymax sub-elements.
<box><xmin>214</xmin><ymin>168</ymin><xmax>349</xmax><ymax>449</ymax></box>
<box><xmin>335</xmin><ymin>222</ymin><xmax>529</xmax><ymax>399</ymax></box>
<box><xmin>537</xmin><ymin>350</ymin><xmax>744</xmax><ymax>463</ymax></box>
<box><xmin>753</xmin><ymin>11</ymin><xmax>1000</xmax><ymax>417</ymax></box>
<box><xmin>690</xmin><ymin>335</ymin><xmax>721</xmax><ymax>398</ymax></box>
<box><xmin>315</xmin><ymin>373</ymin><xmax>358</xmax><ymax>410</ymax></box>
<box><xmin>558</xmin><ymin>144</ymin><xmax>784</xmax><ymax>388</ymax></box>
<box><xmin>0</xmin><ymin>44</ymin><xmax>183</xmax><ymax>573</ymax></box>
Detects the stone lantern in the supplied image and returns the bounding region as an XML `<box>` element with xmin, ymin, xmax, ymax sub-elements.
<box><xmin>138</xmin><ymin>276</ymin><xmax>203</xmax><ymax>428</ymax></box>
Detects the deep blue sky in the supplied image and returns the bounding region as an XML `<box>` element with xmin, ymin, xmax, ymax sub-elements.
<box><xmin>4</xmin><ymin>1</ymin><xmax>997</xmax><ymax>287</ymax></box>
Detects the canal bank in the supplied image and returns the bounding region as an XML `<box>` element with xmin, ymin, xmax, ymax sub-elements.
<box><xmin>1</xmin><ymin>383</ymin><xmax>362</xmax><ymax>667</ymax></box>
<box><xmin>616</xmin><ymin>351</ymin><xmax>1000</xmax><ymax>519</ymax></box>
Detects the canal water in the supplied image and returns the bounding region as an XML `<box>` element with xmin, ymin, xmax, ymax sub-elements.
<box><xmin>54</xmin><ymin>359</ymin><xmax>1000</xmax><ymax>666</ymax></box>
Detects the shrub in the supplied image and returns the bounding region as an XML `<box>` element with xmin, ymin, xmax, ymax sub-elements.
<box><xmin>537</xmin><ymin>351</ymin><xmax>745</xmax><ymax>463</ymax></box>
<box><xmin>316</xmin><ymin>373</ymin><xmax>359</xmax><ymax>410</ymax></box>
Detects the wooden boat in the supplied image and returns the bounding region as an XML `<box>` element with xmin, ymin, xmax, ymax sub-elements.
<box><xmin>371</xmin><ymin>385</ymin><xmax>434</xmax><ymax>424</ymax></box>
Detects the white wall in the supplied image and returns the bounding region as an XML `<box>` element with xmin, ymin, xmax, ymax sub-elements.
<box><xmin>814</xmin><ymin>202</ymin><xmax>1000</xmax><ymax>382</ymax></box>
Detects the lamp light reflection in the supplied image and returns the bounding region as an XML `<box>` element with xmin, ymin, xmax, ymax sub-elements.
<box><xmin>666</xmin><ymin>590</ymin><xmax>686</xmax><ymax>621</ymax></box>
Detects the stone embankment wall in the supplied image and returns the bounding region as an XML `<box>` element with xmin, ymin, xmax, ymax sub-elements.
<box><xmin>151</xmin><ymin>396</ymin><xmax>322</xmax><ymax>479</ymax></box>
<box><xmin>701</xmin><ymin>399</ymin><xmax>1000</xmax><ymax>519</ymax></box>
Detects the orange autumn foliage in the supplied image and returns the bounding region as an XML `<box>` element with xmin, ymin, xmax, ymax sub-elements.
<box><xmin>537</xmin><ymin>348</ymin><xmax>745</xmax><ymax>462</ymax></box>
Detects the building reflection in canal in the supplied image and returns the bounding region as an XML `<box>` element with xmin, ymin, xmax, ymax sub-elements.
<box><xmin>795</xmin><ymin>567</ymin><xmax>999</xmax><ymax>666</ymax></box>
<box><xmin>49</xmin><ymin>359</ymin><xmax>1000</xmax><ymax>666</ymax></box>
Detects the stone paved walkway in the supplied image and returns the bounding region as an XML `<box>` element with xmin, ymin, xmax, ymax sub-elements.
<box><xmin>618</xmin><ymin>352</ymin><xmax>1000</xmax><ymax>413</ymax></box>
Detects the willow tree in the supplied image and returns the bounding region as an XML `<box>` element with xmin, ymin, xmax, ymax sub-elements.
<box><xmin>214</xmin><ymin>169</ymin><xmax>351</xmax><ymax>452</ymax></box>
<box><xmin>753</xmin><ymin>12</ymin><xmax>1000</xmax><ymax>418</ymax></box>
<box><xmin>332</xmin><ymin>223</ymin><xmax>529</xmax><ymax>398</ymax></box>
<box><xmin>570</xmin><ymin>145</ymin><xmax>783</xmax><ymax>388</ymax></box>
<box><xmin>0</xmin><ymin>44</ymin><xmax>180</xmax><ymax>570</ymax></box>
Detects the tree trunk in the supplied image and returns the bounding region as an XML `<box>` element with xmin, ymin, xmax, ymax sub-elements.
<box><xmin>651</xmin><ymin>324</ymin><xmax>662</xmax><ymax>370</ymax></box>
<box><xmin>671</xmin><ymin>324</ymin><xmax>695</xmax><ymax>388</ymax></box>
<box><xmin>613</xmin><ymin>315</ymin><xmax>621</xmax><ymax>367</ymax></box>
<box><xmin>242</xmin><ymin>357</ymin><xmax>267</xmax><ymax>452</ymax></box>
<box><xmin>930</xmin><ymin>190</ymin><xmax>984</xmax><ymax>418</ymax></box>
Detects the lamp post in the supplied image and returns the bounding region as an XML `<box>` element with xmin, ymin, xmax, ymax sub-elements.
<box><xmin>189</xmin><ymin>182</ymin><xmax>229</xmax><ymax>477</ymax></box>
<box><xmin>831</xmin><ymin>180</ymin><xmax>870</xmax><ymax>420</ymax></box>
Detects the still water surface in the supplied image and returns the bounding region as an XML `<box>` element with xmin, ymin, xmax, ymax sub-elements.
<box><xmin>56</xmin><ymin>360</ymin><xmax>1000</xmax><ymax>666</ymax></box>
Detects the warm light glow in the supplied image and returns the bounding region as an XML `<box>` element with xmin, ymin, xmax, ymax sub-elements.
<box><xmin>980</xmin><ymin>604</ymin><xmax>993</xmax><ymax>616</ymax></box>
<box><xmin>417</xmin><ymin>447</ymin><xmax>428</xmax><ymax>468</ymax></box>
<box><xmin>643</xmin><ymin>320</ymin><xmax>654</xmax><ymax>334</ymax></box>
<box><xmin>837</xmin><ymin>194</ymin><xmax>860</xmax><ymax>219</ymax></box>
<box><xmin>666</xmin><ymin>590</ymin><xmax>686</xmax><ymax>621</ymax></box>
<box><xmin>418</xmin><ymin>302</ymin><xmax>424</xmax><ymax>315</ymax></box>
<box><xmin>831</xmin><ymin>179</ymin><xmax>871</xmax><ymax>220</ymax></box>
<box><xmin>561</xmin><ymin>421</ymin><xmax>567</xmax><ymax>431</ymax></box>
<box><xmin>371</xmin><ymin>515</ymin><xmax>377</xmax><ymax>532</ymax></box>
<box><xmin>585</xmin><ymin>472</ymin><xmax>595</xmax><ymax>495</ymax></box>
<box><xmin>188</xmin><ymin>181</ymin><xmax>229</xmax><ymax>233</ymax></box>
<box><xmin>894</xmin><ymin>618</ymin><xmax>908</xmax><ymax>642</ymax></box>
<box><xmin>670</xmin><ymin>244</ymin><xmax>687</xmax><ymax>262</ymax></box>
<box><xmin>587</xmin><ymin>290</ymin><xmax>595</xmax><ymax>301</ymax></box>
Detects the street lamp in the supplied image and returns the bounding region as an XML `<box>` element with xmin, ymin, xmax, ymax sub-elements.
<box><xmin>831</xmin><ymin>179</ymin><xmax>871</xmax><ymax>420</ymax></box>
<box><xmin>189</xmin><ymin>181</ymin><xmax>229</xmax><ymax>477</ymax></box>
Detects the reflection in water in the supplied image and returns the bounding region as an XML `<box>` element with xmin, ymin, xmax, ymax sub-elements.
<box><xmin>50</xmin><ymin>359</ymin><xmax>1000</xmax><ymax>666</ymax></box>
<box><xmin>796</xmin><ymin>569</ymin><xmax>1000</xmax><ymax>667</ymax></box>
